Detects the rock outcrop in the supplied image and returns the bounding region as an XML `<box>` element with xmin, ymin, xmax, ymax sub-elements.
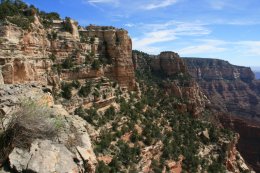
<box><xmin>0</xmin><ymin>16</ymin><xmax>136</xmax><ymax>91</ymax></box>
<box><xmin>150</xmin><ymin>52</ymin><xmax>186</xmax><ymax>76</ymax></box>
<box><xmin>81</xmin><ymin>26</ymin><xmax>136</xmax><ymax>90</ymax></box>
<box><xmin>133</xmin><ymin>51</ymin><xmax>209</xmax><ymax>117</ymax></box>
<box><xmin>0</xmin><ymin>83</ymin><xmax>97</xmax><ymax>172</ymax></box>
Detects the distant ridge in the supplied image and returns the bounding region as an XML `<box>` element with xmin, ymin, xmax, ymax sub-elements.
<box><xmin>254</xmin><ymin>71</ymin><xmax>260</xmax><ymax>79</ymax></box>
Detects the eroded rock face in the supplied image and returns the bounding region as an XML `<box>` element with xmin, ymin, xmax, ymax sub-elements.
<box><xmin>0</xmin><ymin>21</ymin><xmax>52</xmax><ymax>85</ymax></box>
<box><xmin>219</xmin><ymin>113</ymin><xmax>260</xmax><ymax>173</ymax></box>
<box><xmin>150</xmin><ymin>52</ymin><xmax>186</xmax><ymax>76</ymax></box>
<box><xmin>133</xmin><ymin>51</ymin><xmax>209</xmax><ymax>117</ymax></box>
<box><xmin>184</xmin><ymin>58</ymin><xmax>260</xmax><ymax>118</ymax></box>
<box><xmin>184</xmin><ymin>58</ymin><xmax>260</xmax><ymax>172</ymax></box>
<box><xmin>81</xmin><ymin>27</ymin><xmax>136</xmax><ymax>90</ymax></box>
<box><xmin>0</xmin><ymin>17</ymin><xmax>135</xmax><ymax>91</ymax></box>
<box><xmin>162</xmin><ymin>80</ymin><xmax>209</xmax><ymax>117</ymax></box>
<box><xmin>184</xmin><ymin>58</ymin><xmax>255</xmax><ymax>82</ymax></box>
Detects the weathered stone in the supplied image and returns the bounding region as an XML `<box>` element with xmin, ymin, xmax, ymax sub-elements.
<box><xmin>9</xmin><ymin>140</ymin><xmax>79</xmax><ymax>173</ymax></box>
<box><xmin>151</xmin><ymin>51</ymin><xmax>186</xmax><ymax>76</ymax></box>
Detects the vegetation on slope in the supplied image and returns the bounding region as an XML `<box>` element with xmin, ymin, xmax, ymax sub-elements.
<box><xmin>72</xmin><ymin>51</ymin><xmax>236</xmax><ymax>172</ymax></box>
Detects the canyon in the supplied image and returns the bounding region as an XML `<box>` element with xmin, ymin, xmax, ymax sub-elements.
<box><xmin>184</xmin><ymin>58</ymin><xmax>260</xmax><ymax>172</ymax></box>
<box><xmin>0</xmin><ymin>1</ymin><xmax>259</xmax><ymax>172</ymax></box>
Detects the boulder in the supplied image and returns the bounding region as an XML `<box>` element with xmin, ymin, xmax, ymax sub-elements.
<box><xmin>9</xmin><ymin>140</ymin><xmax>79</xmax><ymax>173</ymax></box>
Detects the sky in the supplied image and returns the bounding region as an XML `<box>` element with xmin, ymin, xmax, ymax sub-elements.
<box><xmin>23</xmin><ymin>0</ymin><xmax>260</xmax><ymax>68</ymax></box>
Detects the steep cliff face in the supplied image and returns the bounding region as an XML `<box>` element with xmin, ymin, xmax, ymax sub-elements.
<box><xmin>0</xmin><ymin>17</ymin><xmax>135</xmax><ymax>91</ymax></box>
<box><xmin>133</xmin><ymin>51</ymin><xmax>209</xmax><ymax>117</ymax></box>
<box><xmin>150</xmin><ymin>52</ymin><xmax>187</xmax><ymax>76</ymax></box>
<box><xmin>0</xmin><ymin>21</ymin><xmax>52</xmax><ymax>84</ymax></box>
<box><xmin>219</xmin><ymin>113</ymin><xmax>260</xmax><ymax>172</ymax></box>
<box><xmin>184</xmin><ymin>58</ymin><xmax>260</xmax><ymax>119</ymax></box>
<box><xmin>81</xmin><ymin>26</ymin><xmax>136</xmax><ymax>90</ymax></box>
<box><xmin>132</xmin><ymin>50</ymin><xmax>253</xmax><ymax>173</ymax></box>
<box><xmin>184</xmin><ymin>58</ymin><xmax>260</xmax><ymax>172</ymax></box>
<box><xmin>185</xmin><ymin>58</ymin><xmax>255</xmax><ymax>82</ymax></box>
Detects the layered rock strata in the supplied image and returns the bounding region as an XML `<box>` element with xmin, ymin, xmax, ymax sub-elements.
<box><xmin>0</xmin><ymin>17</ymin><xmax>136</xmax><ymax>91</ymax></box>
<box><xmin>133</xmin><ymin>51</ymin><xmax>209</xmax><ymax>117</ymax></box>
<box><xmin>184</xmin><ymin>58</ymin><xmax>260</xmax><ymax>172</ymax></box>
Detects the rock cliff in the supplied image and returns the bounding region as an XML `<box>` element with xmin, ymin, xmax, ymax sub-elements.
<box><xmin>184</xmin><ymin>58</ymin><xmax>260</xmax><ymax>119</ymax></box>
<box><xmin>133</xmin><ymin>51</ymin><xmax>209</xmax><ymax>117</ymax></box>
<box><xmin>0</xmin><ymin>1</ymin><xmax>256</xmax><ymax>172</ymax></box>
<box><xmin>184</xmin><ymin>58</ymin><xmax>260</xmax><ymax>172</ymax></box>
<box><xmin>0</xmin><ymin>16</ymin><xmax>136</xmax><ymax>91</ymax></box>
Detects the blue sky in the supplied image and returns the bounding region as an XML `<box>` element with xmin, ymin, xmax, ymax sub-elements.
<box><xmin>24</xmin><ymin>0</ymin><xmax>260</xmax><ymax>68</ymax></box>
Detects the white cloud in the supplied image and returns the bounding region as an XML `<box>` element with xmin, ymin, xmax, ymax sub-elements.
<box><xmin>178</xmin><ymin>40</ymin><xmax>227</xmax><ymax>55</ymax></box>
<box><xmin>207</xmin><ymin>0</ymin><xmax>231</xmax><ymax>10</ymax></box>
<box><xmin>133</xmin><ymin>30</ymin><xmax>177</xmax><ymax>48</ymax></box>
<box><xmin>143</xmin><ymin>0</ymin><xmax>178</xmax><ymax>10</ymax></box>
<box><xmin>87</xmin><ymin>0</ymin><xmax>117</xmax><ymax>3</ymax></box>
<box><xmin>235</xmin><ymin>41</ymin><xmax>260</xmax><ymax>56</ymax></box>
<box><xmin>132</xmin><ymin>21</ymin><xmax>211</xmax><ymax>54</ymax></box>
<box><xmin>124</xmin><ymin>23</ymin><xmax>135</xmax><ymax>27</ymax></box>
<box><xmin>83</xmin><ymin>0</ymin><xmax>120</xmax><ymax>7</ymax></box>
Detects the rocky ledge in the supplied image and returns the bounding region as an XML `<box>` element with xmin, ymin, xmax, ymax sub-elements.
<box><xmin>0</xmin><ymin>84</ymin><xmax>97</xmax><ymax>173</ymax></box>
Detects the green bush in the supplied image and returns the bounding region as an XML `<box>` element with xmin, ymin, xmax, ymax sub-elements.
<box><xmin>93</xmin><ymin>90</ymin><xmax>100</xmax><ymax>98</ymax></box>
<box><xmin>91</xmin><ymin>59</ymin><xmax>101</xmax><ymax>70</ymax></box>
<box><xmin>0</xmin><ymin>0</ymin><xmax>36</xmax><ymax>29</ymax></box>
<box><xmin>74</xmin><ymin>106</ymin><xmax>85</xmax><ymax>117</ymax></box>
<box><xmin>61</xmin><ymin>82</ymin><xmax>72</xmax><ymax>99</ymax></box>
<box><xmin>7</xmin><ymin>15</ymin><xmax>33</xmax><ymax>29</ymax></box>
<box><xmin>95</xmin><ymin>161</ymin><xmax>110</xmax><ymax>173</ymax></box>
<box><xmin>0</xmin><ymin>0</ymin><xmax>24</xmax><ymax>20</ymax></box>
<box><xmin>104</xmin><ymin>106</ymin><xmax>116</xmax><ymax>119</ymax></box>
<box><xmin>71</xmin><ymin>80</ymin><xmax>81</xmax><ymax>89</ymax></box>
<box><xmin>62</xmin><ymin>57</ymin><xmax>73</xmax><ymax>69</ymax></box>
<box><xmin>90</xmin><ymin>37</ymin><xmax>95</xmax><ymax>44</ymax></box>
<box><xmin>78</xmin><ymin>81</ymin><xmax>92</xmax><ymax>97</ymax></box>
<box><xmin>63</xmin><ymin>17</ymin><xmax>73</xmax><ymax>33</ymax></box>
<box><xmin>49</xmin><ymin>54</ymin><xmax>56</xmax><ymax>62</ymax></box>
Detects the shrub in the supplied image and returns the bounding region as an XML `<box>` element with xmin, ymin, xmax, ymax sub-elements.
<box><xmin>62</xmin><ymin>57</ymin><xmax>73</xmax><ymax>69</ymax></box>
<box><xmin>95</xmin><ymin>161</ymin><xmax>110</xmax><ymax>173</ymax></box>
<box><xmin>93</xmin><ymin>90</ymin><xmax>100</xmax><ymax>98</ymax></box>
<box><xmin>1</xmin><ymin>101</ymin><xmax>58</xmax><ymax>151</ymax></box>
<box><xmin>7</xmin><ymin>15</ymin><xmax>33</xmax><ymax>29</ymax></box>
<box><xmin>78</xmin><ymin>82</ymin><xmax>92</xmax><ymax>97</ymax></box>
<box><xmin>104</xmin><ymin>106</ymin><xmax>116</xmax><ymax>119</ymax></box>
<box><xmin>63</xmin><ymin>17</ymin><xmax>73</xmax><ymax>33</ymax></box>
<box><xmin>0</xmin><ymin>0</ymin><xmax>24</xmax><ymax>20</ymax></box>
<box><xmin>91</xmin><ymin>59</ymin><xmax>101</xmax><ymax>70</ymax></box>
<box><xmin>74</xmin><ymin>106</ymin><xmax>85</xmax><ymax>117</ymax></box>
<box><xmin>90</xmin><ymin>37</ymin><xmax>95</xmax><ymax>44</ymax></box>
<box><xmin>71</xmin><ymin>80</ymin><xmax>81</xmax><ymax>89</ymax></box>
<box><xmin>0</xmin><ymin>0</ymin><xmax>36</xmax><ymax>29</ymax></box>
<box><xmin>49</xmin><ymin>54</ymin><xmax>56</xmax><ymax>62</ymax></box>
<box><xmin>61</xmin><ymin>82</ymin><xmax>72</xmax><ymax>99</ymax></box>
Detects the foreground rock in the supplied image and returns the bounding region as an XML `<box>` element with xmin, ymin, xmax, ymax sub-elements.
<box><xmin>0</xmin><ymin>84</ymin><xmax>97</xmax><ymax>173</ymax></box>
<box><xmin>9</xmin><ymin>140</ymin><xmax>79</xmax><ymax>173</ymax></box>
